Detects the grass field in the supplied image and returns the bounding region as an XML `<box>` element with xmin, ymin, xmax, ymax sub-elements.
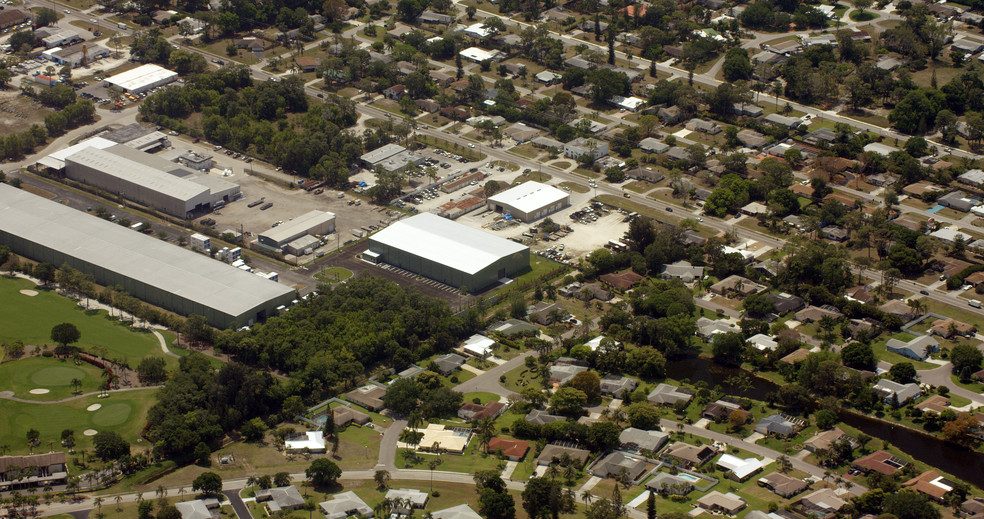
<box><xmin>0</xmin><ymin>388</ymin><xmax>157</xmax><ymax>455</ymax></box>
<box><xmin>462</xmin><ymin>392</ymin><xmax>500</xmax><ymax>404</ymax></box>
<box><xmin>315</xmin><ymin>267</ymin><xmax>354</xmax><ymax>283</ymax></box>
<box><xmin>0</xmin><ymin>357</ymin><xmax>105</xmax><ymax>401</ymax></box>
<box><xmin>0</xmin><ymin>277</ymin><xmax>170</xmax><ymax>367</ymax></box>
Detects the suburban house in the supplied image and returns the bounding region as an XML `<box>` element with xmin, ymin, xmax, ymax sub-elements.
<box><xmin>853</xmin><ymin>450</ymin><xmax>907</xmax><ymax>475</ymax></box>
<box><xmin>885</xmin><ymin>335</ymin><xmax>939</xmax><ymax>360</ymax></box>
<box><xmin>794</xmin><ymin>305</ymin><xmax>843</xmax><ymax>323</ymax></box>
<box><xmin>600</xmin><ymin>375</ymin><xmax>637</xmax><ymax>396</ymax></box>
<box><xmin>702</xmin><ymin>400</ymin><xmax>749</xmax><ymax>423</ymax></box>
<box><xmin>457</xmin><ymin>401</ymin><xmax>505</xmax><ymax>421</ymax></box>
<box><xmin>717</xmin><ymin>454</ymin><xmax>765</xmax><ymax>481</ymax></box>
<box><xmin>873</xmin><ymin>380</ymin><xmax>922</xmax><ymax>404</ymax></box>
<box><xmin>536</xmin><ymin>444</ymin><xmax>591</xmax><ymax>467</ymax></box>
<box><xmin>647</xmin><ymin>473</ymin><xmax>695</xmax><ymax>495</ymax></box>
<box><xmin>766</xmin><ymin>292</ymin><xmax>805</xmax><ymax>314</ymax></box>
<box><xmin>663</xmin><ymin>442</ymin><xmax>716</xmax><ymax>468</ymax></box>
<box><xmin>755</xmin><ymin>415</ymin><xmax>803</xmax><ymax>437</ymax></box>
<box><xmin>255</xmin><ymin>486</ymin><xmax>306</xmax><ymax>514</ymax></box>
<box><xmin>176</xmin><ymin>499</ymin><xmax>220</xmax><ymax>519</ymax></box>
<box><xmin>345</xmin><ymin>385</ymin><xmax>386</xmax><ymax>411</ymax></box>
<box><xmin>488</xmin><ymin>438</ymin><xmax>530</xmax><ymax>461</ymax></box>
<box><xmin>929</xmin><ymin>318</ymin><xmax>976</xmax><ymax>338</ymax></box>
<box><xmin>758</xmin><ymin>472</ymin><xmax>808</xmax><ymax>498</ymax></box>
<box><xmin>549</xmin><ymin>363</ymin><xmax>588</xmax><ymax>385</ymax></box>
<box><xmin>331</xmin><ymin>406</ymin><xmax>371</xmax><ymax>428</ymax></box>
<box><xmin>902</xmin><ymin>471</ymin><xmax>955</xmax><ymax>502</ymax></box>
<box><xmin>797</xmin><ymin>489</ymin><xmax>848</xmax><ymax>518</ymax></box>
<box><xmin>648</xmin><ymin>384</ymin><xmax>694</xmax><ymax>406</ymax></box>
<box><xmin>433</xmin><ymin>353</ymin><xmax>466</xmax><ymax>375</ymax></box>
<box><xmin>592</xmin><ymin>451</ymin><xmax>647</xmax><ymax>480</ymax></box>
<box><xmin>285</xmin><ymin>431</ymin><xmax>326</xmax><ymax>453</ymax></box>
<box><xmin>710</xmin><ymin>275</ymin><xmax>766</xmax><ymax>296</ymax></box>
<box><xmin>803</xmin><ymin>427</ymin><xmax>858</xmax><ymax>452</ymax></box>
<box><xmin>525</xmin><ymin>409</ymin><xmax>565</xmax><ymax>425</ymax></box>
<box><xmin>563</xmin><ymin>138</ymin><xmax>608</xmax><ymax>161</ymax></box>
<box><xmin>660</xmin><ymin>260</ymin><xmax>704</xmax><ymax>282</ymax></box>
<box><xmin>618</xmin><ymin>427</ymin><xmax>669</xmax><ymax>453</ymax></box>
<box><xmin>320</xmin><ymin>491</ymin><xmax>374</xmax><ymax>519</ymax></box>
<box><xmin>432</xmin><ymin>504</ymin><xmax>483</xmax><ymax>519</ymax></box>
<box><xmin>697</xmin><ymin>492</ymin><xmax>747</xmax><ymax>515</ymax></box>
<box><xmin>385</xmin><ymin>489</ymin><xmax>429</xmax><ymax>512</ymax></box>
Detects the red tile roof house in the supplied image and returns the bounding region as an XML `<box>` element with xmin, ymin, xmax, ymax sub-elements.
<box><xmin>487</xmin><ymin>438</ymin><xmax>530</xmax><ymax>461</ymax></box>
<box><xmin>457</xmin><ymin>401</ymin><xmax>505</xmax><ymax>421</ymax></box>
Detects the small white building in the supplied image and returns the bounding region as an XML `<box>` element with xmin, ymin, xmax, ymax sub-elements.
<box><xmin>190</xmin><ymin>233</ymin><xmax>210</xmax><ymax>252</ymax></box>
<box><xmin>462</xmin><ymin>334</ymin><xmax>495</xmax><ymax>357</ymax></box>
<box><xmin>459</xmin><ymin>47</ymin><xmax>504</xmax><ymax>63</ymax></box>
<box><xmin>487</xmin><ymin>181</ymin><xmax>570</xmax><ymax>223</ymax></box>
<box><xmin>284</xmin><ymin>431</ymin><xmax>326</xmax><ymax>453</ymax></box>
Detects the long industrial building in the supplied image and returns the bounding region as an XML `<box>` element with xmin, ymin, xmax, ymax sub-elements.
<box><xmin>52</xmin><ymin>144</ymin><xmax>239</xmax><ymax>218</ymax></box>
<box><xmin>104</xmin><ymin>63</ymin><xmax>178</xmax><ymax>94</ymax></box>
<box><xmin>0</xmin><ymin>184</ymin><xmax>294</xmax><ymax>328</ymax></box>
<box><xmin>258</xmin><ymin>210</ymin><xmax>336</xmax><ymax>253</ymax></box>
<box><xmin>366</xmin><ymin>213</ymin><xmax>529</xmax><ymax>291</ymax></box>
<box><xmin>487</xmin><ymin>181</ymin><xmax>570</xmax><ymax>222</ymax></box>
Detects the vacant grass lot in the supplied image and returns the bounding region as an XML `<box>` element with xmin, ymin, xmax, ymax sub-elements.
<box><xmin>0</xmin><ymin>277</ymin><xmax>169</xmax><ymax>367</ymax></box>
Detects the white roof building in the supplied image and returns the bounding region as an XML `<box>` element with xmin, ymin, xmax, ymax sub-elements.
<box><xmin>487</xmin><ymin>181</ymin><xmax>570</xmax><ymax>222</ymax></box>
<box><xmin>459</xmin><ymin>46</ymin><xmax>504</xmax><ymax>62</ymax></box>
<box><xmin>863</xmin><ymin>142</ymin><xmax>899</xmax><ymax>156</ymax></box>
<box><xmin>105</xmin><ymin>63</ymin><xmax>179</xmax><ymax>94</ymax></box>
<box><xmin>285</xmin><ymin>431</ymin><xmax>326</xmax><ymax>453</ymax></box>
<box><xmin>748</xmin><ymin>333</ymin><xmax>777</xmax><ymax>351</ymax></box>
<box><xmin>609</xmin><ymin>95</ymin><xmax>646</xmax><ymax>112</ymax></box>
<box><xmin>717</xmin><ymin>454</ymin><xmax>765</xmax><ymax>480</ymax></box>
<box><xmin>463</xmin><ymin>23</ymin><xmax>493</xmax><ymax>38</ymax></box>
<box><xmin>367</xmin><ymin>213</ymin><xmax>529</xmax><ymax>291</ymax></box>
<box><xmin>930</xmin><ymin>227</ymin><xmax>973</xmax><ymax>245</ymax></box>
<box><xmin>432</xmin><ymin>504</ymin><xmax>483</xmax><ymax>519</ymax></box>
<box><xmin>463</xmin><ymin>334</ymin><xmax>495</xmax><ymax>357</ymax></box>
<box><xmin>585</xmin><ymin>335</ymin><xmax>618</xmax><ymax>351</ymax></box>
<box><xmin>258</xmin><ymin>210</ymin><xmax>336</xmax><ymax>249</ymax></box>
<box><xmin>414</xmin><ymin>424</ymin><xmax>471</xmax><ymax>453</ymax></box>
<box><xmin>37</xmin><ymin>136</ymin><xmax>117</xmax><ymax>170</ymax></box>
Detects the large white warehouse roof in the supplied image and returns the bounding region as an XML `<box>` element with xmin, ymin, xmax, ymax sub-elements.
<box><xmin>260</xmin><ymin>210</ymin><xmax>335</xmax><ymax>245</ymax></box>
<box><xmin>0</xmin><ymin>184</ymin><xmax>294</xmax><ymax>320</ymax></box>
<box><xmin>488</xmin><ymin>181</ymin><xmax>569</xmax><ymax>214</ymax></box>
<box><xmin>37</xmin><ymin>136</ymin><xmax>117</xmax><ymax>170</ymax></box>
<box><xmin>105</xmin><ymin>63</ymin><xmax>178</xmax><ymax>92</ymax></box>
<box><xmin>371</xmin><ymin>213</ymin><xmax>526</xmax><ymax>274</ymax></box>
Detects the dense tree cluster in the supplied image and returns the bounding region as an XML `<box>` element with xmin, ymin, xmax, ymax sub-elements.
<box><xmin>145</xmin><ymin>353</ymin><xmax>281</xmax><ymax>460</ymax></box>
<box><xmin>140</xmin><ymin>67</ymin><xmax>361</xmax><ymax>184</ymax></box>
<box><xmin>213</xmin><ymin>275</ymin><xmax>472</xmax><ymax>401</ymax></box>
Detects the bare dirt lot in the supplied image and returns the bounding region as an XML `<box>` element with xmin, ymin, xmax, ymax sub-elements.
<box><xmin>0</xmin><ymin>90</ymin><xmax>52</xmax><ymax>134</ymax></box>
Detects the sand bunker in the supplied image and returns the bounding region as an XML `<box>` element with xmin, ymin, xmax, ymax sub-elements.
<box><xmin>28</xmin><ymin>388</ymin><xmax>50</xmax><ymax>395</ymax></box>
<box><xmin>87</xmin><ymin>404</ymin><xmax>102</xmax><ymax>412</ymax></box>
<box><xmin>19</xmin><ymin>290</ymin><xmax>38</xmax><ymax>296</ymax></box>
<box><xmin>83</xmin><ymin>429</ymin><xmax>97</xmax><ymax>436</ymax></box>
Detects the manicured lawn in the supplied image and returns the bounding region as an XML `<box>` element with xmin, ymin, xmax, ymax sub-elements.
<box><xmin>502</xmin><ymin>364</ymin><xmax>541</xmax><ymax>394</ymax></box>
<box><xmin>0</xmin><ymin>356</ymin><xmax>105</xmax><ymax>401</ymax></box>
<box><xmin>395</xmin><ymin>437</ymin><xmax>506</xmax><ymax>473</ymax></box>
<box><xmin>463</xmin><ymin>392</ymin><xmax>500</xmax><ymax>404</ymax></box>
<box><xmin>0</xmin><ymin>277</ymin><xmax>169</xmax><ymax>367</ymax></box>
<box><xmin>0</xmin><ymin>388</ymin><xmax>158</xmax><ymax>456</ymax></box>
<box><xmin>339</xmin><ymin>479</ymin><xmax>532</xmax><ymax>519</ymax></box>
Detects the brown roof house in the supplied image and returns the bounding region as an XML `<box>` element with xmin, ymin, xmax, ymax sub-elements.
<box><xmin>331</xmin><ymin>406</ymin><xmax>372</xmax><ymax>428</ymax></box>
<box><xmin>697</xmin><ymin>491</ymin><xmax>746</xmax><ymax>515</ymax></box>
<box><xmin>710</xmin><ymin>275</ymin><xmax>766</xmax><ymax>297</ymax></box>
<box><xmin>663</xmin><ymin>442</ymin><xmax>716</xmax><ymax>468</ymax></box>
<box><xmin>0</xmin><ymin>452</ymin><xmax>67</xmax><ymax>492</ymax></box>
<box><xmin>488</xmin><ymin>438</ymin><xmax>530</xmax><ymax>461</ymax></box>
<box><xmin>758</xmin><ymin>472</ymin><xmax>808</xmax><ymax>498</ymax></box>
<box><xmin>853</xmin><ymin>450</ymin><xmax>906</xmax><ymax>475</ymax></box>
<box><xmin>797</xmin><ymin>489</ymin><xmax>848</xmax><ymax>519</ymax></box>
<box><xmin>599</xmin><ymin>270</ymin><xmax>645</xmax><ymax>291</ymax></box>
<box><xmin>803</xmin><ymin>427</ymin><xmax>858</xmax><ymax>452</ymax></box>
<box><xmin>929</xmin><ymin>318</ymin><xmax>976</xmax><ymax>338</ymax></box>
<box><xmin>536</xmin><ymin>444</ymin><xmax>591</xmax><ymax>467</ymax></box>
<box><xmin>294</xmin><ymin>56</ymin><xmax>320</xmax><ymax>72</ymax></box>
<box><xmin>903</xmin><ymin>470</ymin><xmax>956</xmax><ymax>502</ymax></box>
<box><xmin>345</xmin><ymin>385</ymin><xmax>386</xmax><ymax>411</ymax></box>
<box><xmin>457</xmin><ymin>401</ymin><xmax>505</xmax><ymax>421</ymax></box>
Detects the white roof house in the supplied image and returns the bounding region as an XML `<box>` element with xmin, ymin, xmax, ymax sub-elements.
<box><xmin>463</xmin><ymin>23</ymin><xmax>493</xmax><ymax>38</ymax></box>
<box><xmin>432</xmin><ymin>504</ymin><xmax>483</xmax><ymax>519</ymax></box>
<box><xmin>609</xmin><ymin>95</ymin><xmax>646</xmax><ymax>112</ymax></box>
<box><xmin>414</xmin><ymin>424</ymin><xmax>471</xmax><ymax>453</ymax></box>
<box><xmin>717</xmin><ymin>453</ymin><xmax>765</xmax><ymax>480</ymax></box>
<box><xmin>285</xmin><ymin>431</ymin><xmax>326</xmax><ymax>453</ymax></box>
<box><xmin>463</xmin><ymin>334</ymin><xmax>495</xmax><ymax>357</ymax></box>
<box><xmin>748</xmin><ymin>334</ymin><xmax>777</xmax><ymax>351</ymax></box>
<box><xmin>930</xmin><ymin>227</ymin><xmax>973</xmax><ymax>245</ymax></box>
<box><xmin>585</xmin><ymin>335</ymin><xmax>618</xmax><ymax>351</ymax></box>
<box><xmin>319</xmin><ymin>491</ymin><xmax>373</xmax><ymax>519</ymax></box>
<box><xmin>863</xmin><ymin>142</ymin><xmax>899</xmax><ymax>156</ymax></box>
<box><xmin>459</xmin><ymin>46</ymin><xmax>503</xmax><ymax>62</ymax></box>
<box><xmin>105</xmin><ymin>63</ymin><xmax>179</xmax><ymax>94</ymax></box>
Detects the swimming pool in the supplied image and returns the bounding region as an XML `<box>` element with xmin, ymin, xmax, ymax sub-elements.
<box><xmin>676</xmin><ymin>473</ymin><xmax>700</xmax><ymax>482</ymax></box>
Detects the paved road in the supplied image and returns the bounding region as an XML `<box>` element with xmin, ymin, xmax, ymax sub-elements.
<box><xmin>376</xmin><ymin>419</ymin><xmax>408</xmax><ymax>471</ymax></box>
<box><xmin>453</xmin><ymin>351</ymin><xmax>536</xmax><ymax>396</ymax></box>
<box><xmin>222</xmin><ymin>489</ymin><xmax>251</xmax><ymax>519</ymax></box>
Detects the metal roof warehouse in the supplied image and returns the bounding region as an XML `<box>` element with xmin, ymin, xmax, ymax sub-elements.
<box><xmin>366</xmin><ymin>213</ymin><xmax>529</xmax><ymax>291</ymax></box>
<box><xmin>105</xmin><ymin>63</ymin><xmax>179</xmax><ymax>94</ymax></box>
<box><xmin>487</xmin><ymin>181</ymin><xmax>571</xmax><ymax>222</ymax></box>
<box><xmin>0</xmin><ymin>184</ymin><xmax>295</xmax><ymax>328</ymax></box>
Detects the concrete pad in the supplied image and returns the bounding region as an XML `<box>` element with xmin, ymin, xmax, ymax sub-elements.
<box><xmin>628</xmin><ymin>490</ymin><xmax>652</xmax><ymax>508</ymax></box>
<box><xmin>28</xmin><ymin>388</ymin><xmax>49</xmax><ymax>394</ymax></box>
<box><xmin>744</xmin><ymin>431</ymin><xmax>765</xmax><ymax>443</ymax></box>
<box><xmin>693</xmin><ymin>418</ymin><xmax>711</xmax><ymax>429</ymax></box>
<box><xmin>578</xmin><ymin>476</ymin><xmax>602</xmax><ymax>493</ymax></box>
<box><xmin>19</xmin><ymin>289</ymin><xmax>38</xmax><ymax>296</ymax></box>
<box><xmin>501</xmin><ymin>460</ymin><xmax>519</xmax><ymax>479</ymax></box>
<box><xmin>460</xmin><ymin>364</ymin><xmax>485</xmax><ymax>375</ymax></box>
<box><xmin>87</xmin><ymin>404</ymin><xmax>102</xmax><ymax>412</ymax></box>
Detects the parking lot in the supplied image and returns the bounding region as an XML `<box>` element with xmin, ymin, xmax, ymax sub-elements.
<box><xmin>160</xmin><ymin>137</ymin><xmax>392</xmax><ymax>253</ymax></box>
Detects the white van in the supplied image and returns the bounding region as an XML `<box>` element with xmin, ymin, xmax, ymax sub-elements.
<box><xmin>970</xmin><ymin>299</ymin><xmax>982</xmax><ymax>308</ymax></box>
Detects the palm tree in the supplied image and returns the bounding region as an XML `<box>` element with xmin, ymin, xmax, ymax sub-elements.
<box><xmin>156</xmin><ymin>484</ymin><xmax>167</xmax><ymax>499</ymax></box>
<box><xmin>428</xmin><ymin>459</ymin><xmax>442</xmax><ymax>492</ymax></box>
<box><xmin>474</xmin><ymin>417</ymin><xmax>495</xmax><ymax>453</ymax></box>
<box><xmin>93</xmin><ymin>497</ymin><xmax>103</xmax><ymax>513</ymax></box>
<box><xmin>70</xmin><ymin>378</ymin><xmax>81</xmax><ymax>395</ymax></box>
